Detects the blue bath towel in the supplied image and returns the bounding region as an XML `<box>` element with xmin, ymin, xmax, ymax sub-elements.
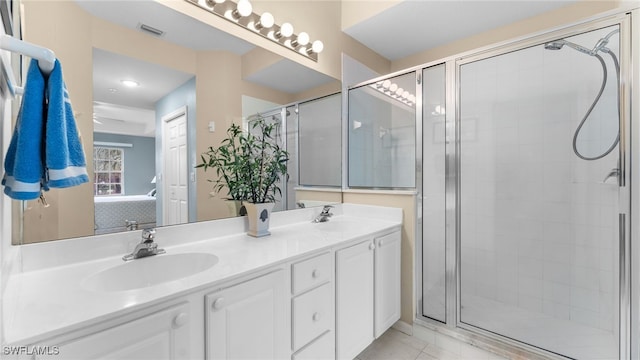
<box><xmin>2</xmin><ymin>59</ymin><xmax>46</xmax><ymax>200</ymax></box>
<box><xmin>44</xmin><ymin>59</ymin><xmax>89</xmax><ymax>188</ymax></box>
<box><xmin>2</xmin><ymin>58</ymin><xmax>88</xmax><ymax>200</ymax></box>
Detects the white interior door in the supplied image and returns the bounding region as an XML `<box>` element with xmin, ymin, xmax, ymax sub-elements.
<box><xmin>162</xmin><ymin>108</ymin><xmax>188</xmax><ymax>226</ymax></box>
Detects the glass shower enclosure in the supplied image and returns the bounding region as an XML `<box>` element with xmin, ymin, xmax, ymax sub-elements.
<box><xmin>418</xmin><ymin>18</ymin><xmax>630</xmax><ymax>360</ymax></box>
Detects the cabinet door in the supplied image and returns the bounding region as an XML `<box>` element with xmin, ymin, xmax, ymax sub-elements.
<box><xmin>335</xmin><ymin>239</ymin><xmax>374</xmax><ymax>360</ymax></box>
<box><xmin>206</xmin><ymin>270</ymin><xmax>288</xmax><ymax>360</ymax></box>
<box><xmin>39</xmin><ymin>303</ymin><xmax>191</xmax><ymax>360</ymax></box>
<box><xmin>374</xmin><ymin>231</ymin><xmax>401</xmax><ymax>338</ymax></box>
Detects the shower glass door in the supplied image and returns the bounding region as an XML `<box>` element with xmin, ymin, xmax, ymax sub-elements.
<box><xmin>458</xmin><ymin>24</ymin><xmax>622</xmax><ymax>359</ymax></box>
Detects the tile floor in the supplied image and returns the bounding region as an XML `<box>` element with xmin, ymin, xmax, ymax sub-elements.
<box><xmin>356</xmin><ymin>328</ymin><xmax>508</xmax><ymax>360</ymax></box>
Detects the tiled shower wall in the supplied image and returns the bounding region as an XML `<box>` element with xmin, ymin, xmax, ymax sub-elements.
<box><xmin>459</xmin><ymin>28</ymin><xmax>620</xmax><ymax>333</ymax></box>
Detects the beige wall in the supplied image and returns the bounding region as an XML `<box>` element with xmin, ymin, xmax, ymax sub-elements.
<box><xmin>391</xmin><ymin>0</ymin><xmax>625</xmax><ymax>71</ymax></box>
<box><xmin>295</xmin><ymin>189</ymin><xmax>343</xmax><ymax>205</ymax></box>
<box><xmin>342</xmin><ymin>192</ymin><xmax>416</xmax><ymax>325</ymax></box>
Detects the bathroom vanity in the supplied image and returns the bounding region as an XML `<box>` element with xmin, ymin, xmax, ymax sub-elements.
<box><xmin>2</xmin><ymin>204</ymin><xmax>402</xmax><ymax>360</ymax></box>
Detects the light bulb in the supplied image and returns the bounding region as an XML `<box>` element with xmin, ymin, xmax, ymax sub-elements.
<box><xmin>236</xmin><ymin>0</ymin><xmax>252</xmax><ymax>17</ymax></box>
<box><xmin>311</xmin><ymin>40</ymin><xmax>324</xmax><ymax>53</ymax></box>
<box><xmin>278</xmin><ymin>22</ymin><xmax>294</xmax><ymax>38</ymax></box>
<box><xmin>409</xmin><ymin>95</ymin><xmax>416</xmax><ymax>103</ymax></box>
<box><xmin>389</xmin><ymin>83</ymin><xmax>398</xmax><ymax>92</ymax></box>
<box><xmin>396</xmin><ymin>88</ymin><xmax>404</xmax><ymax>96</ymax></box>
<box><xmin>402</xmin><ymin>91</ymin><xmax>410</xmax><ymax>99</ymax></box>
<box><xmin>382</xmin><ymin>80</ymin><xmax>391</xmax><ymax>90</ymax></box>
<box><xmin>297</xmin><ymin>32</ymin><xmax>310</xmax><ymax>46</ymax></box>
<box><xmin>259</xmin><ymin>12</ymin><xmax>274</xmax><ymax>28</ymax></box>
<box><xmin>205</xmin><ymin>0</ymin><xmax>225</xmax><ymax>8</ymax></box>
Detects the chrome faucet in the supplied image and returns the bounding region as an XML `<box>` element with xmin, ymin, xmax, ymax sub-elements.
<box><xmin>123</xmin><ymin>228</ymin><xmax>166</xmax><ymax>261</ymax></box>
<box><xmin>313</xmin><ymin>205</ymin><xmax>334</xmax><ymax>223</ymax></box>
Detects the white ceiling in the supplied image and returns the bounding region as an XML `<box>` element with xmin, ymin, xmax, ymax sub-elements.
<box><xmin>93</xmin><ymin>48</ymin><xmax>194</xmax><ymax>110</ymax></box>
<box><xmin>92</xmin><ymin>48</ymin><xmax>194</xmax><ymax>137</ymax></box>
<box><xmin>76</xmin><ymin>0</ymin><xmax>255</xmax><ymax>54</ymax></box>
<box><xmin>93</xmin><ymin>101</ymin><xmax>156</xmax><ymax>137</ymax></box>
<box><xmin>344</xmin><ymin>0</ymin><xmax>578</xmax><ymax>61</ymax></box>
<box><xmin>245</xmin><ymin>58</ymin><xmax>337</xmax><ymax>94</ymax></box>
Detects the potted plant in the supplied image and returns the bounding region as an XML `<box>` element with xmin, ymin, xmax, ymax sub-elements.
<box><xmin>196</xmin><ymin>115</ymin><xmax>288</xmax><ymax>236</ymax></box>
<box><xmin>196</xmin><ymin>123</ymin><xmax>249</xmax><ymax>217</ymax></box>
<box><xmin>242</xmin><ymin>114</ymin><xmax>289</xmax><ymax>237</ymax></box>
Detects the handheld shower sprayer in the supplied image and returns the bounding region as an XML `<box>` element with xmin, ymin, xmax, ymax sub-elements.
<box><xmin>543</xmin><ymin>28</ymin><xmax>620</xmax><ymax>161</ymax></box>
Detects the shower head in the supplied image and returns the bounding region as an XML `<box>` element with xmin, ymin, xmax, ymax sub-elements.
<box><xmin>543</xmin><ymin>39</ymin><xmax>594</xmax><ymax>56</ymax></box>
<box><xmin>544</xmin><ymin>41</ymin><xmax>565</xmax><ymax>50</ymax></box>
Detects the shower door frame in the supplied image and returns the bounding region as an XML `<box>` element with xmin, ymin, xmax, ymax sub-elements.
<box><xmin>416</xmin><ymin>12</ymin><xmax>634</xmax><ymax>360</ymax></box>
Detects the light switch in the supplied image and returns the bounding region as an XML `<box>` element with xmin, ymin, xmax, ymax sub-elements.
<box><xmin>208</xmin><ymin>121</ymin><xmax>215</xmax><ymax>132</ymax></box>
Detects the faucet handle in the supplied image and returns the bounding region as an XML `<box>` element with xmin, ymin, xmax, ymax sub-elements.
<box><xmin>141</xmin><ymin>228</ymin><xmax>156</xmax><ymax>242</ymax></box>
<box><xmin>321</xmin><ymin>205</ymin><xmax>334</xmax><ymax>215</ymax></box>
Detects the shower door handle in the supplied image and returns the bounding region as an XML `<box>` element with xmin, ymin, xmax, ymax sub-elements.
<box><xmin>603</xmin><ymin>168</ymin><xmax>620</xmax><ymax>184</ymax></box>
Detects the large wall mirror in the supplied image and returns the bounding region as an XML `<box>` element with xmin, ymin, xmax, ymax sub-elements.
<box><xmin>14</xmin><ymin>0</ymin><xmax>341</xmax><ymax>244</ymax></box>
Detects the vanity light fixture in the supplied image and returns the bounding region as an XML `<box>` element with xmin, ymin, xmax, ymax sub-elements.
<box><xmin>187</xmin><ymin>0</ymin><xmax>323</xmax><ymax>61</ymax></box>
<box><xmin>291</xmin><ymin>31</ymin><xmax>309</xmax><ymax>48</ymax></box>
<box><xmin>252</xmin><ymin>12</ymin><xmax>274</xmax><ymax>31</ymax></box>
<box><xmin>205</xmin><ymin>0</ymin><xmax>225</xmax><ymax>7</ymax></box>
<box><xmin>228</xmin><ymin>0</ymin><xmax>252</xmax><ymax>20</ymax></box>
<box><xmin>308</xmin><ymin>40</ymin><xmax>324</xmax><ymax>55</ymax></box>
<box><xmin>275</xmin><ymin>22</ymin><xmax>294</xmax><ymax>39</ymax></box>
<box><xmin>121</xmin><ymin>80</ymin><xmax>139</xmax><ymax>88</ymax></box>
<box><xmin>372</xmin><ymin>80</ymin><xmax>415</xmax><ymax>107</ymax></box>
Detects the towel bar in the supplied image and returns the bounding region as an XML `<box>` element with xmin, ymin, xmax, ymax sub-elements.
<box><xmin>0</xmin><ymin>34</ymin><xmax>55</xmax><ymax>97</ymax></box>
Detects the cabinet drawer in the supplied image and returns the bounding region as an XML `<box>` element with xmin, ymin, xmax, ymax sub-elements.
<box><xmin>292</xmin><ymin>252</ymin><xmax>331</xmax><ymax>294</ymax></box>
<box><xmin>292</xmin><ymin>331</ymin><xmax>334</xmax><ymax>360</ymax></box>
<box><xmin>293</xmin><ymin>282</ymin><xmax>332</xmax><ymax>351</ymax></box>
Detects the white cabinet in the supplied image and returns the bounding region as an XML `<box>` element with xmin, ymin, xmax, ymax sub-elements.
<box><xmin>291</xmin><ymin>252</ymin><xmax>335</xmax><ymax>359</ymax></box>
<box><xmin>335</xmin><ymin>239</ymin><xmax>374</xmax><ymax>360</ymax></box>
<box><xmin>37</xmin><ymin>303</ymin><xmax>192</xmax><ymax>360</ymax></box>
<box><xmin>374</xmin><ymin>231</ymin><xmax>401</xmax><ymax>337</ymax></box>
<box><xmin>335</xmin><ymin>230</ymin><xmax>401</xmax><ymax>360</ymax></box>
<box><xmin>205</xmin><ymin>270</ymin><xmax>288</xmax><ymax>360</ymax></box>
<box><xmin>292</xmin><ymin>331</ymin><xmax>334</xmax><ymax>360</ymax></box>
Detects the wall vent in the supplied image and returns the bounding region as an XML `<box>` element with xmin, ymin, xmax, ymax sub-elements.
<box><xmin>138</xmin><ymin>23</ymin><xmax>165</xmax><ymax>37</ymax></box>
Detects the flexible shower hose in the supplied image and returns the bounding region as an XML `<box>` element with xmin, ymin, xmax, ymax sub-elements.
<box><xmin>572</xmin><ymin>50</ymin><xmax>620</xmax><ymax>160</ymax></box>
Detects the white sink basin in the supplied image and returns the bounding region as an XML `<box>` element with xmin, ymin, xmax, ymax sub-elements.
<box><xmin>314</xmin><ymin>219</ymin><xmax>363</xmax><ymax>233</ymax></box>
<box><xmin>82</xmin><ymin>253</ymin><xmax>218</xmax><ymax>292</ymax></box>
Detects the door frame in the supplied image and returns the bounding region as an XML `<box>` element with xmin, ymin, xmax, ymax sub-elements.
<box><xmin>161</xmin><ymin>106</ymin><xmax>188</xmax><ymax>226</ymax></box>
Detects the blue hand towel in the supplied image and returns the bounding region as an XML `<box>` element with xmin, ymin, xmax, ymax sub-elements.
<box><xmin>2</xmin><ymin>58</ymin><xmax>89</xmax><ymax>200</ymax></box>
<box><xmin>2</xmin><ymin>59</ymin><xmax>46</xmax><ymax>200</ymax></box>
<box><xmin>44</xmin><ymin>59</ymin><xmax>89</xmax><ymax>188</ymax></box>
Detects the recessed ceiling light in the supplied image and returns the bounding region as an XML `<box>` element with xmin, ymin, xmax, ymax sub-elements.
<box><xmin>108</xmin><ymin>88</ymin><xmax>118</xmax><ymax>93</ymax></box>
<box><xmin>121</xmin><ymin>80</ymin><xmax>139</xmax><ymax>87</ymax></box>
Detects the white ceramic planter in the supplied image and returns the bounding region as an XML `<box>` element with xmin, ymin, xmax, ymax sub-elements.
<box><xmin>245</xmin><ymin>202</ymin><xmax>274</xmax><ymax>237</ymax></box>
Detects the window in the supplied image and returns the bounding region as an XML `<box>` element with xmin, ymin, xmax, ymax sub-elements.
<box><xmin>93</xmin><ymin>147</ymin><xmax>124</xmax><ymax>195</ymax></box>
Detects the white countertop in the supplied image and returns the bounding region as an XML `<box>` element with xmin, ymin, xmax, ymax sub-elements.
<box><xmin>2</xmin><ymin>203</ymin><xmax>402</xmax><ymax>345</ymax></box>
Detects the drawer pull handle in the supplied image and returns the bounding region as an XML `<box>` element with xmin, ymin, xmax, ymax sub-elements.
<box><xmin>212</xmin><ymin>297</ymin><xmax>225</xmax><ymax>311</ymax></box>
<box><xmin>311</xmin><ymin>269</ymin><xmax>320</xmax><ymax>279</ymax></box>
<box><xmin>312</xmin><ymin>312</ymin><xmax>321</xmax><ymax>322</ymax></box>
<box><xmin>369</xmin><ymin>243</ymin><xmax>375</xmax><ymax>251</ymax></box>
<box><xmin>173</xmin><ymin>312</ymin><xmax>189</xmax><ymax>328</ymax></box>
